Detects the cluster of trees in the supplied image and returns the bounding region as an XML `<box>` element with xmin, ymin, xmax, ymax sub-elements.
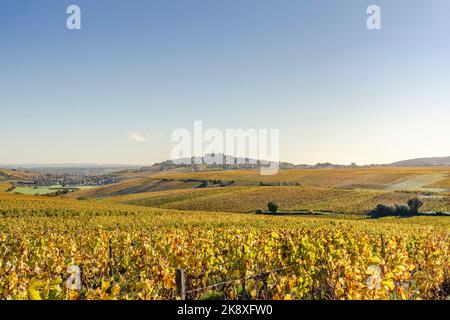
<box><xmin>258</xmin><ymin>182</ymin><xmax>301</xmax><ymax>187</ymax></box>
<box><xmin>197</xmin><ymin>180</ymin><xmax>234</xmax><ymax>188</ymax></box>
<box><xmin>368</xmin><ymin>198</ymin><xmax>424</xmax><ymax>218</ymax></box>
<box><xmin>256</xmin><ymin>198</ymin><xmax>428</xmax><ymax>217</ymax></box>
<box><xmin>43</xmin><ymin>189</ymin><xmax>74</xmax><ymax>197</ymax></box>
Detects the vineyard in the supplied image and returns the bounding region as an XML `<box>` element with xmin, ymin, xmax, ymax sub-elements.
<box><xmin>68</xmin><ymin>167</ymin><xmax>450</xmax><ymax>200</ymax></box>
<box><xmin>428</xmin><ymin>177</ymin><xmax>450</xmax><ymax>189</ymax></box>
<box><xmin>0</xmin><ymin>190</ymin><xmax>449</xmax><ymax>300</ymax></box>
<box><xmin>145</xmin><ymin>167</ymin><xmax>450</xmax><ymax>188</ymax></box>
<box><xmin>0</xmin><ymin>182</ymin><xmax>12</xmax><ymax>193</ymax></box>
<box><xmin>105</xmin><ymin>186</ymin><xmax>450</xmax><ymax>214</ymax></box>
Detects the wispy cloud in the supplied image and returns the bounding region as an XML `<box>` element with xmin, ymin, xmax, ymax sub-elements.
<box><xmin>128</xmin><ymin>132</ymin><xmax>148</xmax><ymax>142</ymax></box>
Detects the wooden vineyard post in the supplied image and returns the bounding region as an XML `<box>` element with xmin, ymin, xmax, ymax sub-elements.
<box><xmin>176</xmin><ymin>269</ymin><xmax>186</xmax><ymax>300</ymax></box>
<box><xmin>241</xmin><ymin>271</ymin><xmax>247</xmax><ymax>300</ymax></box>
<box><xmin>109</xmin><ymin>238</ymin><xmax>114</xmax><ymax>277</ymax></box>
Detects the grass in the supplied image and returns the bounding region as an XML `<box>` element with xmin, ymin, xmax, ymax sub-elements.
<box><xmin>13</xmin><ymin>185</ymin><xmax>61</xmax><ymax>195</ymax></box>
<box><xmin>0</xmin><ymin>188</ymin><xmax>448</xmax><ymax>228</ymax></box>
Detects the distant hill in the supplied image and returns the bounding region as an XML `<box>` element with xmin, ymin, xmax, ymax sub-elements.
<box><xmin>0</xmin><ymin>168</ymin><xmax>39</xmax><ymax>181</ymax></box>
<box><xmin>136</xmin><ymin>154</ymin><xmax>298</xmax><ymax>173</ymax></box>
<box><xmin>391</xmin><ymin>156</ymin><xmax>450</xmax><ymax>167</ymax></box>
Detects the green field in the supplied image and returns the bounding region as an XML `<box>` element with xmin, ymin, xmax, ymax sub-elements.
<box><xmin>12</xmin><ymin>185</ymin><xmax>96</xmax><ymax>196</ymax></box>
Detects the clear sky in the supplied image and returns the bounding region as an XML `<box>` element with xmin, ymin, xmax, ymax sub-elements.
<box><xmin>1</xmin><ymin>0</ymin><xmax>450</xmax><ymax>165</ymax></box>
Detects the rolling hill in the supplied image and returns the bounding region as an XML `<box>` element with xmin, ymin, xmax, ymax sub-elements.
<box><xmin>392</xmin><ymin>156</ymin><xmax>450</xmax><ymax>167</ymax></box>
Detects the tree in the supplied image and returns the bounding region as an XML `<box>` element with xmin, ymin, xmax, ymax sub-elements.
<box><xmin>395</xmin><ymin>204</ymin><xmax>410</xmax><ymax>216</ymax></box>
<box><xmin>407</xmin><ymin>198</ymin><xmax>423</xmax><ymax>214</ymax></box>
<box><xmin>368</xmin><ymin>204</ymin><xmax>396</xmax><ymax>218</ymax></box>
<box><xmin>267</xmin><ymin>202</ymin><xmax>279</xmax><ymax>214</ymax></box>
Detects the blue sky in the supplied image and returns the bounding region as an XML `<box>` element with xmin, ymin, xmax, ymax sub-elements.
<box><xmin>1</xmin><ymin>0</ymin><xmax>450</xmax><ymax>165</ymax></box>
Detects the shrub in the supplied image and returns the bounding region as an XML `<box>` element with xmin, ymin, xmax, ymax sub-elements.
<box><xmin>267</xmin><ymin>202</ymin><xmax>279</xmax><ymax>214</ymax></box>
<box><xmin>255</xmin><ymin>209</ymin><xmax>263</xmax><ymax>214</ymax></box>
<box><xmin>369</xmin><ymin>198</ymin><xmax>425</xmax><ymax>218</ymax></box>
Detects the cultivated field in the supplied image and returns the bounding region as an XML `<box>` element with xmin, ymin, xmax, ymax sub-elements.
<box><xmin>103</xmin><ymin>186</ymin><xmax>450</xmax><ymax>214</ymax></box>
<box><xmin>1</xmin><ymin>167</ymin><xmax>449</xmax><ymax>300</ymax></box>
<box><xmin>145</xmin><ymin>167</ymin><xmax>450</xmax><ymax>189</ymax></box>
